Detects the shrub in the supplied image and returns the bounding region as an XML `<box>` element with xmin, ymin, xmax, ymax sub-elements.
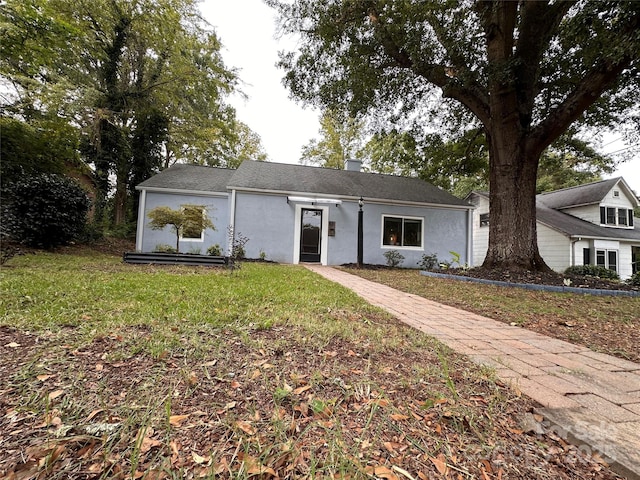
<box><xmin>207</xmin><ymin>244</ymin><xmax>223</xmax><ymax>256</ymax></box>
<box><xmin>418</xmin><ymin>253</ymin><xmax>439</xmax><ymax>270</ymax></box>
<box><xmin>564</xmin><ymin>265</ymin><xmax>619</xmax><ymax>281</ymax></box>
<box><xmin>153</xmin><ymin>244</ymin><xmax>177</xmax><ymax>253</ymax></box>
<box><xmin>383</xmin><ymin>249</ymin><xmax>404</xmax><ymax>267</ymax></box>
<box><xmin>2</xmin><ymin>173</ymin><xmax>90</xmax><ymax>249</ymax></box>
<box><xmin>627</xmin><ymin>271</ymin><xmax>640</xmax><ymax>287</ymax></box>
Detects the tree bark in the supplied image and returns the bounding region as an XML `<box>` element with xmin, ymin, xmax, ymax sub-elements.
<box><xmin>483</xmin><ymin>131</ymin><xmax>548</xmax><ymax>270</ymax></box>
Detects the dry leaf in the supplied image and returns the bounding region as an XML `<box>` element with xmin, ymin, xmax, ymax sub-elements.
<box><xmin>236</xmin><ymin>420</ymin><xmax>256</xmax><ymax>435</ymax></box>
<box><xmin>293</xmin><ymin>385</ymin><xmax>312</xmax><ymax>395</ymax></box>
<box><xmin>48</xmin><ymin>389</ymin><xmax>65</xmax><ymax>401</ymax></box>
<box><xmin>364</xmin><ymin>466</ymin><xmax>400</xmax><ymax>480</ymax></box>
<box><xmin>36</xmin><ymin>374</ymin><xmax>54</xmax><ymax>381</ymax></box>
<box><xmin>192</xmin><ymin>451</ymin><xmax>210</xmax><ymax>464</ymax></box>
<box><xmin>95</xmin><ymin>363</ymin><xmax>104</xmax><ymax>372</ymax></box>
<box><xmin>169</xmin><ymin>414</ymin><xmax>189</xmax><ymax>427</ymax></box>
<box><xmin>5</xmin><ymin>342</ymin><xmax>20</xmax><ymax>348</ymax></box>
<box><xmin>390</xmin><ymin>414</ymin><xmax>409</xmax><ymax>421</ymax></box>
<box><xmin>430</xmin><ymin>454</ymin><xmax>448</xmax><ymax>475</ymax></box>
<box><xmin>230</xmin><ymin>380</ymin><xmax>241</xmax><ymax>389</ymax></box>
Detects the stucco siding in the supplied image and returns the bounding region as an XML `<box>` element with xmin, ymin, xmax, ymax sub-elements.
<box><xmin>138</xmin><ymin>192</ymin><xmax>229</xmax><ymax>254</ymax></box>
<box><xmin>232</xmin><ymin>192</ymin><xmax>470</xmax><ymax>267</ymax></box>
<box><xmin>537</xmin><ymin>224</ymin><xmax>570</xmax><ymax>273</ymax></box>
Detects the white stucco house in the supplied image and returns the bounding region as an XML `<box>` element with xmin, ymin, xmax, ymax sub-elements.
<box><xmin>466</xmin><ymin>177</ymin><xmax>640</xmax><ymax>280</ymax></box>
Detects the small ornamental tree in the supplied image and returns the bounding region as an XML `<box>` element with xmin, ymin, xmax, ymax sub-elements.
<box><xmin>147</xmin><ymin>205</ymin><xmax>214</xmax><ymax>253</ymax></box>
<box><xmin>2</xmin><ymin>173</ymin><xmax>91</xmax><ymax>249</ymax></box>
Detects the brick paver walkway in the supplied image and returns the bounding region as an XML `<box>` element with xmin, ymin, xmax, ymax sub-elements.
<box><xmin>305</xmin><ymin>265</ymin><xmax>640</xmax><ymax>479</ymax></box>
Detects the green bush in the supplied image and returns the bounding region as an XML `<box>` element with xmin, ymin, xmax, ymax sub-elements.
<box><xmin>564</xmin><ymin>265</ymin><xmax>619</xmax><ymax>281</ymax></box>
<box><xmin>383</xmin><ymin>249</ymin><xmax>404</xmax><ymax>267</ymax></box>
<box><xmin>418</xmin><ymin>253</ymin><xmax>439</xmax><ymax>270</ymax></box>
<box><xmin>2</xmin><ymin>173</ymin><xmax>90</xmax><ymax>249</ymax></box>
<box><xmin>627</xmin><ymin>271</ymin><xmax>640</xmax><ymax>286</ymax></box>
<box><xmin>207</xmin><ymin>244</ymin><xmax>223</xmax><ymax>256</ymax></box>
<box><xmin>153</xmin><ymin>244</ymin><xmax>177</xmax><ymax>253</ymax></box>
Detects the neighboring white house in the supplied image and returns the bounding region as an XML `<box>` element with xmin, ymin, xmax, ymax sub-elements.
<box><xmin>466</xmin><ymin>177</ymin><xmax>640</xmax><ymax>280</ymax></box>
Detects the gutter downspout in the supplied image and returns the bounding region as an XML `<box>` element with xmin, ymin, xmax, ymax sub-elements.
<box><xmin>467</xmin><ymin>207</ymin><xmax>474</xmax><ymax>267</ymax></box>
<box><xmin>227</xmin><ymin>189</ymin><xmax>237</xmax><ymax>255</ymax></box>
<box><xmin>135</xmin><ymin>189</ymin><xmax>147</xmax><ymax>252</ymax></box>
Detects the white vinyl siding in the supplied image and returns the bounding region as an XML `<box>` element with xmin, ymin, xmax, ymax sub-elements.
<box><xmin>537</xmin><ymin>224</ymin><xmax>570</xmax><ymax>272</ymax></box>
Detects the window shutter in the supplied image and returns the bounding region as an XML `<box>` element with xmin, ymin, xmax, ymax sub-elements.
<box><xmin>600</xmin><ymin>206</ymin><xmax>606</xmax><ymax>224</ymax></box>
<box><xmin>583</xmin><ymin>248</ymin><xmax>590</xmax><ymax>265</ymax></box>
<box><xmin>630</xmin><ymin>210</ymin><xmax>635</xmax><ymax>227</ymax></box>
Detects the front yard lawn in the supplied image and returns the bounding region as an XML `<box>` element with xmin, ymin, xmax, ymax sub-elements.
<box><xmin>0</xmin><ymin>251</ymin><xmax>621</xmax><ymax>479</ymax></box>
<box><xmin>345</xmin><ymin>268</ymin><xmax>640</xmax><ymax>363</ymax></box>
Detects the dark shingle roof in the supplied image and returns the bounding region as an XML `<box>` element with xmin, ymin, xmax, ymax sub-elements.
<box><xmin>137</xmin><ymin>164</ymin><xmax>235</xmax><ymax>193</ymax></box>
<box><xmin>537</xmin><ymin>177</ymin><xmax>621</xmax><ymax>209</ymax></box>
<box><xmin>228</xmin><ymin>161</ymin><xmax>470</xmax><ymax>206</ymax></box>
<box><xmin>536</xmin><ymin>200</ymin><xmax>640</xmax><ymax>241</ymax></box>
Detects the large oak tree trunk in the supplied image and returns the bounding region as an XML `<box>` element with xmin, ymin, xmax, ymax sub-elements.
<box><xmin>483</xmin><ymin>131</ymin><xmax>549</xmax><ymax>271</ymax></box>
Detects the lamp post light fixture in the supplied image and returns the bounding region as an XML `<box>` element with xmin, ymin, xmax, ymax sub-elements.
<box><xmin>357</xmin><ymin>196</ymin><xmax>364</xmax><ymax>267</ymax></box>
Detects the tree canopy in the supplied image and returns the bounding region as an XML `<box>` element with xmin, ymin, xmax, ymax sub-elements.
<box><xmin>1</xmin><ymin>0</ymin><xmax>267</xmax><ymax>228</ymax></box>
<box><xmin>269</xmin><ymin>0</ymin><xmax>640</xmax><ymax>271</ymax></box>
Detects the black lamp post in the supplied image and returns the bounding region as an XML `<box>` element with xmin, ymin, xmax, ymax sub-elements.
<box><xmin>357</xmin><ymin>196</ymin><xmax>364</xmax><ymax>267</ymax></box>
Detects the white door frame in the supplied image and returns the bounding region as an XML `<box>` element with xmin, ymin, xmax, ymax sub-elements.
<box><xmin>293</xmin><ymin>204</ymin><xmax>329</xmax><ymax>265</ymax></box>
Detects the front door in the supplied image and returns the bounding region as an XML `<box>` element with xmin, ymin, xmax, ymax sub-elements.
<box><xmin>300</xmin><ymin>208</ymin><xmax>322</xmax><ymax>262</ymax></box>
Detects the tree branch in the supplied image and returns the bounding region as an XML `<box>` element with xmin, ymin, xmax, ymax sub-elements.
<box><xmin>530</xmin><ymin>59</ymin><xmax>633</xmax><ymax>154</ymax></box>
<box><xmin>367</xmin><ymin>6</ymin><xmax>491</xmax><ymax>126</ymax></box>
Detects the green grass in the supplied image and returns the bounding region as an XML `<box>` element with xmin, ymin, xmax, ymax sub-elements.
<box><xmin>1</xmin><ymin>253</ymin><xmax>395</xmax><ymax>357</ymax></box>
<box><xmin>0</xmin><ymin>252</ymin><xmax>621</xmax><ymax>479</ymax></box>
<box><xmin>345</xmin><ymin>267</ymin><xmax>640</xmax><ymax>361</ymax></box>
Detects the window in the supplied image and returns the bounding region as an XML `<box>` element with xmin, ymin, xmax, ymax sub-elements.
<box><xmin>596</xmin><ymin>249</ymin><xmax>618</xmax><ymax>273</ymax></box>
<box><xmin>613</xmin><ymin>190</ymin><xmax>620</xmax><ymax>198</ymax></box>
<box><xmin>181</xmin><ymin>206</ymin><xmax>205</xmax><ymax>241</ymax></box>
<box><xmin>600</xmin><ymin>206</ymin><xmax>633</xmax><ymax>227</ymax></box>
<box><xmin>479</xmin><ymin>213</ymin><xmax>489</xmax><ymax>227</ymax></box>
<box><xmin>382</xmin><ymin>216</ymin><xmax>423</xmax><ymax>248</ymax></box>
<box><xmin>618</xmin><ymin>208</ymin><xmax>628</xmax><ymax>226</ymax></box>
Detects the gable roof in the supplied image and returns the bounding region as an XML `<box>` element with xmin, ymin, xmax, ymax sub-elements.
<box><xmin>139</xmin><ymin>161</ymin><xmax>471</xmax><ymax>208</ymax></box>
<box><xmin>466</xmin><ymin>187</ymin><xmax>640</xmax><ymax>241</ymax></box>
<box><xmin>228</xmin><ymin>161</ymin><xmax>469</xmax><ymax>206</ymax></box>
<box><xmin>137</xmin><ymin>164</ymin><xmax>235</xmax><ymax>193</ymax></box>
<box><xmin>537</xmin><ymin>177</ymin><xmax>638</xmax><ymax>209</ymax></box>
<box><xmin>536</xmin><ymin>200</ymin><xmax>640</xmax><ymax>241</ymax></box>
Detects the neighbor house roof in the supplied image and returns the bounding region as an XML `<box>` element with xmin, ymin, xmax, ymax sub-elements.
<box><xmin>535</xmin><ymin>201</ymin><xmax>640</xmax><ymax>241</ymax></box>
<box><xmin>139</xmin><ymin>161</ymin><xmax>471</xmax><ymax>208</ymax></box>
<box><xmin>137</xmin><ymin>164</ymin><xmax>235</xmax><ymax>193</ymax></box>
<box><xmin>227</xmin><ymin>161</ymin><xmax>470</xmax><ymax>207</ymax></box>
<box><xmin>467</xmin><ymin>188</ymin><xmax>640</xmax><ymax>241</ymax></box>
<box><xmin>537</xmin><ymin>177</ymin><xmax>635</xmax><ymax>209</ymax></box>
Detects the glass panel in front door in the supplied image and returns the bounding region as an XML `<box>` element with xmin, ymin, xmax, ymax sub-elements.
<box><xmin>300</xmin><ymin>209</ymin><xmax>322</xmax><ymax>262</ymax></box>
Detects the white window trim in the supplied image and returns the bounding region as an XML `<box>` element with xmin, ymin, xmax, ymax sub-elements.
<box><xmin>595</xmin><ymin>248</ymin><xmax>618</xmax><ymax>273</ymax></box>
<box><xmin>180</xmin><ymin>206</ymin><xmax>206</xmax><ymax>242</ymax></box>
<box><xmin>380</xmin><ymin>214</ymin><xmax>424</xmax><ymax>250</ymax></box>
<box><xmin>601</xmin><ymin>205</ymin><xmax>634</xmax><ymax>229</ymax></box>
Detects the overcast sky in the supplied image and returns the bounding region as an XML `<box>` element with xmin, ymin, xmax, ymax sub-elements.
<box><xmin>202</xmin><ymin>0</ymin><xmax>639</xmax><ymax>195</ymax></box>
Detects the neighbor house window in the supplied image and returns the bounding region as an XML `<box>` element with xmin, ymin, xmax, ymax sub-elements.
<box><xmin>596</xmin><ymin>249</ymin><xmax>618</xmax><ymax>273</ymax></box>
<box><xmin>600</xmin><ymin>206</ymin><xmax>633</xmax><ymax>227</ymax></box>
<box><xmin>181</xmin><ymin>206</ymin><xmax>205</xmax><ymax>241</ymax></box>
<box><xmin>479</xmin><ymin>213</ymin><xmax>489</xmax><ymax>227</ymax></box>
<box><xmin>382</xmin><ymin>215</ymin><xmax>423</xmax><ymax>248</ymax></box>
